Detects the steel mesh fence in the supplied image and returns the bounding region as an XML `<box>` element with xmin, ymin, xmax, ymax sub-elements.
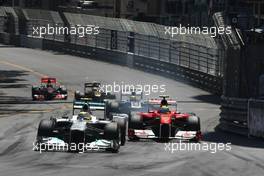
<box><xmin>20</xmin><ymin>10</ymin><xmax>225</xmax><ymax>77</ymax></box>
<box><xmin>22</xmin><ymin>9</ymin><xmax>64</xmax><ymax>41</ymax></box>
<box><xmin>0</xmin><ymin>7</ymin><xmax>6</xmax><ymax>33</ymax></box>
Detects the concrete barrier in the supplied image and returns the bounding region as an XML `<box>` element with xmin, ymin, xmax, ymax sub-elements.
<box><xmin>20</xmin><ymin>35</ymin><xmax>43</xmax><ymax>49</ymax></box>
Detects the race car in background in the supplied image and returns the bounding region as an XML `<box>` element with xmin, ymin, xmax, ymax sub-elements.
<box><xmin>32</xmin><ymin>77</ymin><xmax>68</xmax><ymax>101</ymax></box>
<box><xmin>128</xmin><ymin>96</ymin><xmax>201</xmax><ymax>142</ymax></box>
<box><xmin>105</xmin><ymin>90</ymin><xmax>147</xmax><ymax>119</ymax></box>
<box><xmin>74</xmin><ymin>82</ymin><xmax>116</xmax><ymax>102</ymax></box>
<box><xmin>35</xmin><ymin>102</ymin><xmax>127</xmax><ymax>153</ymax></box>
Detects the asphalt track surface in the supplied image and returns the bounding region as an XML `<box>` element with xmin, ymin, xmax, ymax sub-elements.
<box><xmin>0</xmin><ymin>45</ymin><xmax>263</xmax><ymax>176</ymax></box>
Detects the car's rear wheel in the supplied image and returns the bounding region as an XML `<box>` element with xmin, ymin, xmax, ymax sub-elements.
<box><xmin>105</xmin><ymin>101</ymin><xmax>120</xmax><ymax>119</ymax></box>
<box><xmin>129</xmin><ymin>112</ymin><xmax>143</xmax><ymax>129</ymax></box>
<box><xmin>104</xmin><ymin>122</ymin><xmax>119</xmax><ymax>140</ymax></box>
<box><xmin>74</xmin><ymin>91</ymin><xmax>84</xmax><ymax>100</ymax></box>
<box><xmin>32</xmin><ymin>86</ymin><xmax>39</xmax><ymax>100</ymax></box>
<box><xmin>113</xmin><ymin>118</ymin><xmax>127</xmax><ymax>146</ymax></box>
<box><xmin>105</xmin><ymin>93</ymin><xmax>116</xmax><ymax>100</ymax></box>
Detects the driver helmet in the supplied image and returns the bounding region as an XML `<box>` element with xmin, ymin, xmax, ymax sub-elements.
<box><xmin>130</xmin><ymin>91</ymin><xmax>137</xmax><ymax>101</ymax></box>
<box><xmin>78</xmin><ymin>111</ymin><xmax>87</xmax><ymax>120</ymax></box>
<box><xmin>160</xmin><ymin>97</ymin><xmax>168</xmax><ymax>107</ymax></box>
<box><xmin>78</xmin><ymin>111</ymin><xmax>92</xmax><ymax>121</ymax></box>
<box><xmin>47</xmin><ymin>79</ymin><xmax>52</xmax><ymax>88</ymax></box>
<box><xmin>82</xmin><ymin>103</ymin><xmax>90</xmax><ymax>112</ymax></box>
<box><xmin>160</xmin><ymin>105</ymin><xmax>170</xmax><ymax>113</ymax></box>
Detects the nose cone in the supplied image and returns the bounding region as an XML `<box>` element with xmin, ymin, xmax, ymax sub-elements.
<box><xmin>160</xmin><ymin>114</ymin><xmax>171</xmax><ymax>124</ymax></box>
<box><xmin>47</xmin><ymin>87</ymin><xmax>54</xmax><ymax>93</ymax></box>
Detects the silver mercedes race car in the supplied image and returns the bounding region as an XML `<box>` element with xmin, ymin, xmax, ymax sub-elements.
<box><xmin>34</xmin><ymin>103</ymin><xmax>127</xmax><ymax>153</ymax></box>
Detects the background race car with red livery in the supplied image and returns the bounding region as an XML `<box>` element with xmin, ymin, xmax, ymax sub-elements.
<box><xmin>32</xmin><ymin>77</ymin><xmax>68</xmax><ymax>100</ymax></box>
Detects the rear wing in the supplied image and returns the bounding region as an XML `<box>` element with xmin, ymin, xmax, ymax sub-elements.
<box><xmin>84</xmin><ymin>82</ymin><xmax>100</xmax><ymax>88</ymax></box>
<box><xmin>148</xmin><ymin>98</ymin><xmax>177</xmax><ymax>105</ymax></box>
<box><xmin>41</xmin><ymin>77</ymin><xmax>56</xmax><ymax>84</ymax></box>
<box><xmin>73</xmin><ymin>101</ymin><xmax>105</xmax><ymax>111</ymax></box>
<box><xmin>120</xmin><ymin>90</ymin><xmax>143</xmax><ymax>100</ymax></box>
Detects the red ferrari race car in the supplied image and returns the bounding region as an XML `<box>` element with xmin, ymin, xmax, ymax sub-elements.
<box><xmin>32</xmin><ymin>77</ymin><xmax>68</xmax><ymax>101</ymax></box>
<box><xmin>128</xmin><ymin>96</ymin><xmax>201</xmax><ymax>142</ymax></box>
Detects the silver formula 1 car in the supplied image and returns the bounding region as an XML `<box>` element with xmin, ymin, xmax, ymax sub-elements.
<box><xmin>35</xmin><ymin>103</ymin><xmax>127</xmax><ymax>153</ymax></box>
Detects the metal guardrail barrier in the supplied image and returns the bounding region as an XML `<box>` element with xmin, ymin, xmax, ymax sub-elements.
<box><xmin>248</xmin><ymin>99</ymin><xmax>264</xmax><ymax>138</ymax></box>
<box><xmin>219</xmin><ymin>96</ymin><xmax>248</xmax><ymax>135</ymax></box>
<box><xmin>0</xmin><ymin>7</ymin><xmax>7</xmax><ymax>34</ymax></box>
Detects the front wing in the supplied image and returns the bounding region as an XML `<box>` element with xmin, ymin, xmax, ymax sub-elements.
<box><xmin>33</xmin><ymin>93</ymin><xmax>67</xmax><ymax>100</ymax></box>
<box><xmin>129</xmin><ymin>129</ymin><xmax>201</xmax><ymax>141</ymax></box>
<box><xmin>34</xmin><ymin>137</ymin><xmax>116</xmax><ymax>152</ymax></box>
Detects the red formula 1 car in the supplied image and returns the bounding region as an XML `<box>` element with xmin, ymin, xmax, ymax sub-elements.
<box><xmin>32</xmin><ymin>77</ymin><xmax>68</xmax><ymax>101</ymax></box>
<box><xmin>128</xmin><ymin>96</ymin><xmax>201</xmax><ymax>142</ymax></box>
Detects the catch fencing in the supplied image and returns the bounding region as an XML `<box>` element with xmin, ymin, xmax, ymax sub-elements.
<box><xmin>0</xmin><ymin>7</ymin><xmax>6</xmax><ymax>33</ymax></box>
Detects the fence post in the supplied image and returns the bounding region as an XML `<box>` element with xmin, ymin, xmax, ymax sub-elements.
<box><xmin>127</xmin><ymin>32</ymin><xmax>134</xmax><ymax>53</ymax></box>
<box><xmin>188</xmin><ymin>45</ymin><xmax>191</xmax><ymax>68</ymax></box>
<box><xmin>158</xmin><ymin>37</ymin><xmax>161</xmax><ymax>61</ymax></box>
<box><xmin>148</xmin><ymin>35</ymin><xmax>150</xmax><ymax>57</ymax></box>
<box><xmin>169</xmin><ymin>40</ymin><xmax>171</xmax><ymax>63</ymax></box>
<box><xmin>110</xmin><ymin>30</ymin><xmax>117</xmax><ymax>50</ymax></box>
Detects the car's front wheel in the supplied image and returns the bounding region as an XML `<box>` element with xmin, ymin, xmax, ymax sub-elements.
<box><xmin>185</xmin><ymin>116</ymin><xmax>201</xmax><ymax>131</ymax></box>
<box><xmin>37</xmin><ymin>119</ymin><xmax>55</xmax><ymax>138</ymax></box>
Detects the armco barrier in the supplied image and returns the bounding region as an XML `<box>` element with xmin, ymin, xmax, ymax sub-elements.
<box><xmin>40</xmin><ymin>38</ymin><xmax>222</xmax><ymax>93</ymax></box>
<box><xmin>42</xmin><ymin>39</ymin><xmax>128</xmax><ymax>66</ymax></box>
<box><xmin>42</xmin><ymin>39</ymin><xmax>222</xmax><ymax>94</ymax></box>
<box><xmin>248</xmin><ymin>99</ymin><xmax>264</xmax><ymax>138</ymax></box>
<box><xmin>134</xmin><ymin>55</ymin><xmax>222</xmax><ymax>93</ymax></box>
<box><xmin>219</xmin><ymin>96</ymin><xmax>248</xmax><ymax>135</ymax></box>
<box><xmin>0</xmin><ymin>32</ymin><xmax>20</xmax><ymax>45</ymax></box>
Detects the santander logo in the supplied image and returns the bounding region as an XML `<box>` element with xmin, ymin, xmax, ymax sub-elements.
<box><xmin>160</xmin><ymin>115</ymin><xmax>171</xmax><ymax>124</ymax></box>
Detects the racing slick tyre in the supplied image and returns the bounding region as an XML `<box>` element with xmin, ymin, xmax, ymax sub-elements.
<box><xmin>104</xmin><ymin>122</ymin><xmax>120</xmax><ymax>153</ymax></box>
<box><xmin>159</xmin><ymin>124</ymin><xmax>170</xmax><ymax>142</ymax></box>
<box><xmin>106</xmin><ymin>101</ymin><xmax>120</xmax><ymax>119</ymax></box>
<box><xmin>105</xmin><ymin>93</ymin><xmax>116</xmax><ymax>100</ymax></box>
<box><xmin>60</xmin><ymin>86</ymin><xmax>68</xmax><ymax>100</ymax></box>
<box><xmin>74</xmin><ymin>91</ymin><xmax>84</xmax><ymax>100</ymax></box>
<box><xmin>32</xmin><ymin>86</ymin><xmax>39</xmax><ymax>100</ymax></box>
<box><xmin>129</xmin><ymin>112</ymin><xmax>143</xmax><ymax>129</ymax></box>
<box><xmin>113</xmin><ymin>118</ymin><xmax>127</xmax><ymax>146</ymax></box>
<box><xmin>185</xmin><ymin>116</ymin><xmax>201</xmax><ymax>131</ymax></box>
<box><xmin>37</xmin><ymin>119</ymin><xmax>55</xmax><ymax>138</ymax></box>
<box><xmin>188</xmin><ymin>112</ymin><xmax>196</xmax><ymax>116</ymax></box>
<box><xmin>104</xmin><ymin>122</ymin><xmax>120</xmax><ymax>140</ymax></box>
